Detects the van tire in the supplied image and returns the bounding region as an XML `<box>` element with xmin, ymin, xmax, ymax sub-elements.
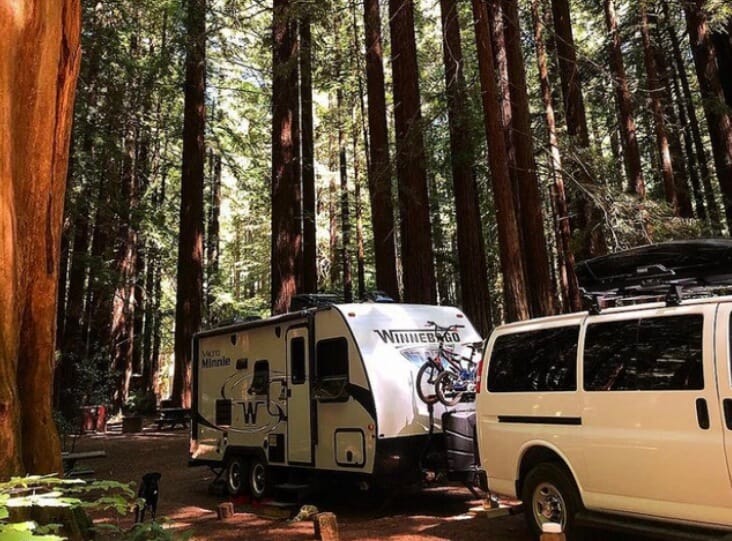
<box><xmin>522</xmin><ymin>462</ymin><xmax>583</xmax><ymax>540</ymax></box>
<box><xmin>248</xmin><ymin>456</ymin><xmax>269</xmax><ymax>500</ymax></box>
<box><xmin>225</xmin><ymin>456</ymin><xmax>248</xmax><ymax>497</ymax></box>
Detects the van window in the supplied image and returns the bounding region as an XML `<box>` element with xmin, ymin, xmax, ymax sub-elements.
<box><xmin>291</xmin><ymin>337</ymin><xmax>306</xmax><ymax>384</ymax></box>
<box><xmin>249</xmin><ymin>360</ymin><xmax>269</xmax><ymax>395</ymax></box>
<box><xmin>487</xmin><ymin>326</ymin><xmax>579</xmax><ymax>392</ymax></box>
<box><xmin>584</xmin><ymin>314</ymin><xmax>703</xmax><ymax>391</ymax></box>
<box><xmin>316</xmin><ymin>337</ymin><xmax>349</xmax><ymax>379</ymax></box>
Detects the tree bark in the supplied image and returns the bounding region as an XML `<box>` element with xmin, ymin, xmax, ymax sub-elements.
<box><xmin>640</xmin><ymin>4</ymin><xmax>682</xmax><ymax>214</ymax></box>
<box><xmin>389</xmin><ymin>0</ymin><xmax>436</xmax><ymax>304</ymax></box>
<box><xmin>0</xmin><ymin>0</ymin><xmax>81</xmax><ymax>476</ymax></box>
<box><xmin>664</xmin><ymin>2</ymin><xmax>722</xmax><ymax>231</ymax></box>
<box><xmin>300</xmin><ymin>13</ymin><xmax>317</xmax><ymax>294</ymax></box>
<box><xmin>711</xmin><ymin>19</ymin><xmax>732</xmax><ymax>107</ymax></box>
<box><xmin>604</xmin><ymin>0</ymin><xmax>645</xmax><ymax>198</ymax></box>
<box><xmin>337</xmin><ymin>89</ymin><xmax>353</xmax><ymax>303</ymax></box>
<box><xmin>173</xmin><ymin>0</ymin><xmax>205</xmax><ymax>407</ymax></box>
<box><xmin>550</xmin><ymin>0</ymin><xmax>605</xmax><ymax>257</ymax></box>
<box><xmin>364</xmin><ymin>0</ymin><xmax>399</xmax><ymax>300</ymax></box>
<box><xmin>531</xmin><ymin>0</ymin><xmax>581</xmax><ymax>313</ymax></box>
<box><xmin>271</xmin><ymin>0</ymin><xmax>301</xmax><ymax>314</ymax></box>
<box><xmin>683</xmin><ymin>0</ymin><xmax>732</xmax><ymax>230</ymax></box>
<box><xmin>502</xmin><ymin>0</ymin><xmax>555</xmax><ymax>317</ymax></box>
<box><xmin>352</xmin><ymin>128</ymin><xmax>366</xmax><ymax>300</ymax></box>
<box><xmin>439</xmin><ymin>0</ymin><xmax>492</xmax><ymax>334</ymax></box>
<box><xmin>471</xmin><ymin>0</ymin><xmax>529</xmax><ymax>322</ymax></box>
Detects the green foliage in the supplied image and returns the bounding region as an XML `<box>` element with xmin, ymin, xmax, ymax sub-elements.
<box><xmin>0</xmin><ymin>476</ymin><xmax>189</xmax><ymax>541</ymax></box>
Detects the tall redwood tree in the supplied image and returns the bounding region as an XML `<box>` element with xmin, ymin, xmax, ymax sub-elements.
<box><xmin>271</xmin><ymin>0</ymin><xmax>302</xmax><ymax>314</ymax></box>
<box><xmin>172</xmin><ymin>0</ymin><xmax>206</xmax><ymax>408</ymax></box>
<box><xmin>389</xmin><ymin>0</ymin><xmax>436</xmax><ymax>304</ymax></box>
<box><xmin>0</xmin><ymin>0</ymin><xmax>81</xmax><ymax>476</ymax></box>
<box><xmin>364</xmin><ymin>0</ymin><xmax>399</xmax><ymax>300</ymax></box>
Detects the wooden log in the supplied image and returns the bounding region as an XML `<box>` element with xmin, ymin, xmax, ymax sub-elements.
<box><xmin>314</xmin><ymin>512</ymin><xmax>339</xmax><ymax>541</ymax></box>
<box><xmin>217</xmin><ymin>502</ymin><xmax>234</xmax><ymax>520</ymax></box>
<box><xmin>540</xmin><ymin>522</ymin><xmax>565</xmax><ymax>541</ymax></box>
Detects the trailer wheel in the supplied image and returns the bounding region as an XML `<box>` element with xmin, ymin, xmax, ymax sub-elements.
<box><xmin>248</xmin><ymin>457</ymin><xmax>269</xmax><ymax>500</ymax></box>
<box><xmin>416</xmin><ymin>362</ymin><xmax>441</xmax><ymax>405</ymax></box>
<box><xmin>225</xmin><ymin>456</ymin><xmax>247</xmax><ymax>497</ymax></box>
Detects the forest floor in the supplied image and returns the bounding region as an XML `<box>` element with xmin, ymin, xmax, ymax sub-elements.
<box><xmin>70</xmin><ymin>425</ymin><xmax>634</xmax><ymax>540</ymax></box>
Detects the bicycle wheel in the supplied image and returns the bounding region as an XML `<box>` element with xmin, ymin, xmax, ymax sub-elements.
<box><xmin>435</xmin><ymin>370</ymin><xmax>464</xmax><ymax>407</ymax></box>
<box><xmin>416</xmin><ymin>362</ymin><xmax>441</xmax><ymax>405</ymax></box>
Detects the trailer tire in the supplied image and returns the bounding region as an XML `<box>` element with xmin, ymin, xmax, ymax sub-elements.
<box><xmin>248</xmin><ymin>456</ymin><xmax>269</xmax><ymax>500</ymax></box>
<box><xmin>225</xmin><ymin>456</ymin><xmax>247</xmax><ymax>497</ymax></box>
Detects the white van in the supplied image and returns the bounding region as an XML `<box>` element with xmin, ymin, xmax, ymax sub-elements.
<box><xmin>475</xmin><ymin>241</ymin><xmax>732</xmax><ymax>539</ymax></box>
<box><xmin>189</xmin><ymin>298</ymin><xmax>481</xmax><ymax>498</ymax></box>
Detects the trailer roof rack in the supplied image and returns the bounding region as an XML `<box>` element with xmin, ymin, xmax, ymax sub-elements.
<box><xmin>290</xmin><ymin>293</ymin><xmax>341</xmax><ymax>311</ymax></box>
<box><xmin>577</xmin><ymin>239</ymin><xmax>732</xmax><ymax>313</ymax></box>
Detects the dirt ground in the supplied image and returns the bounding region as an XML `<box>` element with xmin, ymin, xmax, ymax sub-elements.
<box><xmin>70</xmin><ymin>424</ymin><xmax>633</xmax><ymax>540</ymax></box>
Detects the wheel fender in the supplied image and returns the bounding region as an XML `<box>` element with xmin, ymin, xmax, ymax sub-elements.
<box><xmin>515</xmin><ymin>440</ymin><xmax>585</xmax><ymax>499</ymax></box>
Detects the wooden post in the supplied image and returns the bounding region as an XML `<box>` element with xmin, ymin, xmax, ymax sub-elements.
<box><xmin>314</xmin><ymin>512</ymin><xmax>339</xmax><ymax>541</ymax></box>
<box><xmin>217</xmin><ymin>502</ymin><xmax>234</xmax><ymax>520</ymax></box>
<box><xmin>540</xmin><ymin>522</ymin><xmax>565</xmax><ymax>541</ymax></box>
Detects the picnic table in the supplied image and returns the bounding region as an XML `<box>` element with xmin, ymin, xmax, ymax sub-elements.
<box><xmin>62</xmin><ymin>450</ymin><xmax>107</xmax><ymax>477</ymax></box>
<box><xmin>156</xmin><ymin>407</ymin><xmax>190</xmax><ymax>430</ymax></box>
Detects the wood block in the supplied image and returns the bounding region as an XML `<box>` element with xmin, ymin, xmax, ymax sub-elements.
<box><xmin>217</xmin><ymin>502</ymin><xmax>234</xmax><ymax>520</ymax></box>
<box><xmin>314</xmin><ymin>512</ymin><xmax>339</xmax><ymax>541</ymax></box>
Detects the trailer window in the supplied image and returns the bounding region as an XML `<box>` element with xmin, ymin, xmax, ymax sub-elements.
<box><xmin>249</xmin><ymin>360</ymin><xmax>269</xmax><ymax>395</ymax></box>
<box><xmin>487</xmin><ymin>326</ymin><xmax>579</xmax><ymax>393</ymax></box>
<box><xmin>584</xmin><ymin>314</ymin><xmax>703</xmax><ymax>391</ymax></box>
<box><xmin>291</xmin><ymin>337</ymin><xmax>306</xmax><ymax>384</ymax></box>
<box><xmin>316</xmin><ymin>338</ymin><xmax>349</xmax><ymax>379</ymax></box>
<box><xmin>314</xmin><ymin>338</ymin><xmax>349</xmax><ymax>400</ymax></box>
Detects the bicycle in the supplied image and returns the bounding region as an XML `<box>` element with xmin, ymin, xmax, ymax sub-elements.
<box><xmin>415</xmin><ymin>322</ymin><xmax>482</xmax><ymax>406</ymax></box>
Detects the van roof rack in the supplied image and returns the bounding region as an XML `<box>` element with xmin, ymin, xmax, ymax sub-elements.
<box><xmin>577</xmin><ymin>239</ymin><xmax>732</xmax><ymax>312</ymax></box>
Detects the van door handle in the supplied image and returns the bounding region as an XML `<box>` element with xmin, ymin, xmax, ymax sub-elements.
<box><xmin>696</xmin><ymin>398</ymin><xmax>710</xmax><ymax>430</ymax></box>
<box><xmin>723</xmin><ymin>399</ymin><xmax>732</xmax><ymax>430</ymax></box>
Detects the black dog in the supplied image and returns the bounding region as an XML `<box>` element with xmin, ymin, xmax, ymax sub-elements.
<box><xmin>134</xmin><ymin>472</ymin><xmax>161</xmax><ymax>522</ymax></box>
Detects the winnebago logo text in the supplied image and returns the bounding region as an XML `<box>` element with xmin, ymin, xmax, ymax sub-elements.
<box><xmin>374</xmin><ymin>329</ymin><xmax>460</xmax><ymax>345</ymax></box>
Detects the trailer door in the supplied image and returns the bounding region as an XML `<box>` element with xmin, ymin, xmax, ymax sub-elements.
<box><xmin>287</xmin><ymin>327</ymin><xmax>313</xmax><ymax>464</ymax></box>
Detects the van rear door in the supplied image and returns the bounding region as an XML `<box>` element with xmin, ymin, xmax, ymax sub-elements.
<box><xmin>715</xmin><ymin>303</ymin><xmax>732</xmax><ymax>485</ymax></box>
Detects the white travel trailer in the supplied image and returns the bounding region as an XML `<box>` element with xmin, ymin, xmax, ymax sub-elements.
<box><xmin>189</xmin><ymin>300</ymin><xmax>481</xmax><ymax>498</ymax></box>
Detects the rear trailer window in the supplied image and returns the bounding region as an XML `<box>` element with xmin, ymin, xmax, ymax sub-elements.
<box><xmin>583</xmin><ymin>314</ymin><xmax>703</xmax><ymax>391</ymax></box>
<box><xmin>487</xmin><ymin>326</ymin><xmax>579</xmax><ymax>392</ymax></box>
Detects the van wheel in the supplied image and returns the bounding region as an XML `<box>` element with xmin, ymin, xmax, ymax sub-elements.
<box><xmin>248</xmin><ymin>457</ymin><xmax>269</xmax><ymax>500</ymax></box>
<box><xmin>522</xmin><ymin>463</ymin><xmax>583</xmax><ymax>540</ymax></box>
<box><xmin>416</xmin><ymin>362</ymin><xmax>441</xmax><ymax>405</ymax></box>
<box><xmin>225</xmin><ymin>456</ymin><xmax>248</xmax><ymax>497</ymax></box>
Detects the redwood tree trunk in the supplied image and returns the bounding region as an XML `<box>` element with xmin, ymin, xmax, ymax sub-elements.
<box><xmin>271</xmin><ymin>0</ymin><xmax>301</xmax><ymax>314</ymax></box>
<box><xmin>550</xmin><ymin>0</ymin><xmax>605</xmax><ymax>257</ymax></box>
<box><xmin>665</xmin><ymin>2</ymin><xmax>722</xmax><ymax>231</ymax></box>
<box><xmin>604</xmin><ymin>0</ymin><xmax>645</xmax><ymax>198</ymax></box>
<box><xmin>337</xmin><ymin>89</ymin><xmax>353</xmax><ymax>303</ymax></box>
<box><xmin>683</xmin><ymin>0</ymin><xmax>732</xmax><ymax>230</ymax></box>
<box><xmin>389</xmin><ymin>0</ymin><xmax>436</xmax><ymax>304</ymax></box>
<box><xmin>364</xmin><ymin>0</ymin><xmax>399</xmax><ymax>300</ymax></box>
<box><xmin>471</xmin><ymin>0</ymin><xmax>529</xmax><ymax>322</ymax></box>
<box><xmin>172</xmin><ymin>0</ymin><xmax>205</xmax><ymax>408</ymax></box>
<box><xmin>0</xmin><ymin>0</ymin><xmax>81</xmax><ymax>477</ymax></box>
<box><xmin>502</xmin><ymin>0</ymin><xmax>555</xmax><ymax>318</ymax></box>
<box><xmin>531</xmin><ymin>0</ymin><xmax>581</xmax><ymax>313</ymax></box>
<box><xmin>711</xmin><ymin>19</ymin><xmax>732</xmax><ymax>107</ymax></box>
<box><xmin>439</xmin><ymin>0</ymin><xmax>492</xmax><ymax>334</ymax></box>
<box><xmin>300</xmin><ymin>13</ymin><xmax>317</xmax><ymax>294</ymax></box>
<box><xmin>640</xmin><ymin>4</ymin><xmax>681</xmax><ymax>214</ymax></box>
